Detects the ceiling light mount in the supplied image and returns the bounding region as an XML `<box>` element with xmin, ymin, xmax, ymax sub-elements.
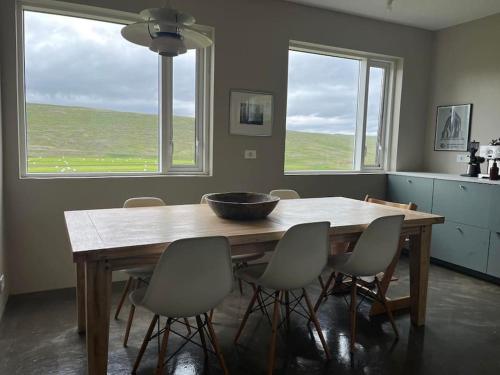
<box><xmin>121</xmin><ymin>3</ymin><xmax>212</xmax><ymax>57</ymax></box>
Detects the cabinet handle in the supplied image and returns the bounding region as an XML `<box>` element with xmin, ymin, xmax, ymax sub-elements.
<box><xmin>459</xmin><ymin>184</ymin><xmax>466</xmax><ymax>190</ymax></box>
<box><xmin>407</xmin><ymin>179</ymin><xmax>412</xmax><ymax>184</ymax></box>
<box><xmin>456</xmin><ymin>227</ymin><xmax>464</xmax><ymax>233</ymax></box>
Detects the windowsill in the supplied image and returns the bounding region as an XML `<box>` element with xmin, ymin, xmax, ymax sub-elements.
<box><xmin>19</xmin><ymin>172</ymin><xmax>212</xmax><ymax>180</ymax></box>
<box><xmin>284</xmin><ymin>170</ymin><xmax>386</xmax><ymax>176</ymax></box>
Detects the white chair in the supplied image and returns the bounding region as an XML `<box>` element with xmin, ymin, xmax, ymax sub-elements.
<box><xmin>116</xmin><ymin>197</ymin><xmax>191</xmax><ymax>347</ymax></box>
<box><xmin>201</xmin><ymin>194</ymin><xmax>265</xmax><ymax>295</ymax></box>
<box><xmin>234</xmin><ymin>222</ymin><xmax>331</xmax><ymax>373</ymax></box>
<box><xmin>131</xmin><ymin>236</ymin><xmax>233</xmax><ymax>374</ymax></box>
<box><xmin>116</xmin><ymin>197</ymin><xmax>166</xmax><ymax>324</ymax></box>
<box><xmin>315</xmin><ymin>215</ymin><xmax>404</xmax><ymax>353</ymax></box>
<box><xmin>269</xmin><ymin>189</ymin><xmax>300</xmax><ymax>200</ymax></box>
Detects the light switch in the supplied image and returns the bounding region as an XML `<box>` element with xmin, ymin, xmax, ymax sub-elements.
<box><xmin>456</xmin><ymin>154</ymin><xmax>469</xmax><ymax>163</ymax></box>
<box><xmin>244</xmin><ymin>150</ymin><xmax>257</xmax><ymax>159</ymax></box>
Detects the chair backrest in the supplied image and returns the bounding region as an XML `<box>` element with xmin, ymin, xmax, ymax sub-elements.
<box><xmin>141</xmin><ymin>236</ymin><xmax>233</xmax><ymax>318</ymax></box>
<box><xmin>341</xmin><ymin>215</ymin><xmax>404</xmax><ymax>277</ymax></box>
<box><xmin>365</xmin><ymin>195</ymin><xmax>417</xmax><ymax>211</ymax></box>
<box><xmin>258</xmin><ymin>222</ymin><xmax>330</xmax><ymax>290</ymax></box>
<box><xmin>269</xmin><ymin>189</ymin><xmax>301</xmax><ymax>200</ymax></box>
<box><xmin>123</xmin><ymin>197</ymin><xmax>166</xmax><ymax>208</ymax></box>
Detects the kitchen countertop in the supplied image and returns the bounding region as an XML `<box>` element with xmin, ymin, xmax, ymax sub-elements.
<box><xmin>387</xmin><ymin>171</ymin><xmax>500</xmax><ymax>185</ymax></box>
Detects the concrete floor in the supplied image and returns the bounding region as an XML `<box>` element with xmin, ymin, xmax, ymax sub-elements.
<box><xmin>1</xmin><ymin>258</ymin><xmax>500</xmax><ymax>375</ymax></box>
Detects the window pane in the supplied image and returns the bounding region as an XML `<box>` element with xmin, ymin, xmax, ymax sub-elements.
<box><xmin>285</xmin><ymin>50</ymin><xmax>359</xmax><ymax>171</ymax></box>
<box><xmin>24</xmin><ymin>11</ymin><xmax>159</xmax><ymax>174</ymax></box>
<box><xmin>364</xmin><ymin>66</ymin><xmax>385</xmax><ymax>167</ymax></box>
<box><xmin>172</xmin><ymin>50</ymin><xmax>196</xmax><ymax>166</ymax></box>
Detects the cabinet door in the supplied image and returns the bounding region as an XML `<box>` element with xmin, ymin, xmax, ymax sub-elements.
<box><xmin>387</xmin><ymin>175</ymin><xmax>434</xmax><ymax>212</ymax></box>
<box><xmin>431</xmin><ymin>220</ymin><xmax>490</xmax><ymax>273</ymax></box>
<box><xmin>487</xmin><ymin>232</ymin><xmax>500</xmax><ymax>278</ymax></box>
<box><xmin>432</xmin><ymin>180</ymin><xmax>491</xmax><ymax>228</ymax></box>
<box><xmin>489</xmin><ymin>186</ymin><xmax>500</xmax><ymax>233</ymax></box>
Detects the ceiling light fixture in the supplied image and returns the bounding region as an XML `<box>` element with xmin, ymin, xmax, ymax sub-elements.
<box><xmin>121</xmin><ymin>1</ymin><xmax>212</xmax><ymax>57</ymax></box>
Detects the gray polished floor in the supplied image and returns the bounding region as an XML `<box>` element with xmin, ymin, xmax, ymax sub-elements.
<box><xmin>1</xmin><ymin>258</ymin><xmax>500</xmax><ymax>374</ymax></box>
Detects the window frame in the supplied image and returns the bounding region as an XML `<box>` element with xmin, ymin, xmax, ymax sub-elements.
<box><xmin>285</xmin><ymin>40</ymin><xmax>397</xmax><ymax>175</ymax></box>
<box><xmin>16</xmin><ymin>0</ymin><xmax>213</xmax><ymax>178</ymax></box>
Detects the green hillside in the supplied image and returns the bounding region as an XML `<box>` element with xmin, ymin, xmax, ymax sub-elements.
<box><xmin>26</xmin><ymin>103</ymin><xmax>376</xmax><ymax>173</ymax></box>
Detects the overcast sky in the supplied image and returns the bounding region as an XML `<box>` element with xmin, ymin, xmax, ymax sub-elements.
<box><xmin>25</xmin><ymin>11</ymin><xmax>382</xmax><ymax>135</ymax></box>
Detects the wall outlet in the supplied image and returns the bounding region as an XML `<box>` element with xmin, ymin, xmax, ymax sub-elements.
<box><xmin>0</xmin><ymin>274</ymin><xmax>4</xmax><ymax>295</ymax></box>
<box><xmin>457</xmin><ymin>154</ymin><xmax>469</xmax><ymax>163</ymax></box>
<box><xmin>244</xmin><ymin>150</ymin><xmax>257</xmax><ymax>159</ymax></box>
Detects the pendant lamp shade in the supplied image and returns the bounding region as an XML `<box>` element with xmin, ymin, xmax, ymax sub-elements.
<box><xmin>121</xmin><ymin>7</ymin><xmax>212</xmax><ymax>57</ymax></box>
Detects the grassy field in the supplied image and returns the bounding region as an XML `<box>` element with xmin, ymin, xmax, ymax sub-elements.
<box><xmin>26</xmin><ymin>103</ymin><xmax>376</xmax><ymax>173</ymax></box>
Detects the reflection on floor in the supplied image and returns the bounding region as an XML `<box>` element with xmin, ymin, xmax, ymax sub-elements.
<box><xmin>1</xmin><ymin>258</ymin><xmax>500</xmax><ymax>374</ymax></box>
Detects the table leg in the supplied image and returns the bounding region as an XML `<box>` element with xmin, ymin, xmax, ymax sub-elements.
<box><xmin>85</xmin><ymin>260</ymin><xmax>112</xmax><ymax>374</ymax></box>
<box><xmin>76</xmin><ymin>261</ymin><xmax>86</xmax><ymax>334</ymax></box>
<box><xmin>409</xmin><ymin>225</ymin><xmax>432</xmax><ymax>326</ymax></box>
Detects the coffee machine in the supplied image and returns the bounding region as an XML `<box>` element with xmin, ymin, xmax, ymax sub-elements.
<box><xmin>479</xmin><ymin>139</ymin><xmax>500</xmax><ymax>176</ymax></box>
<box><xmin>461</xmin><ymin>141</ymin><xmax>485</xmax><ymax>177</ymax></box>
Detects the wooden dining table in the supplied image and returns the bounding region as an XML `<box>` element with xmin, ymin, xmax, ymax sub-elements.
<box><xmin>64</xmin><ymin>196</ymin><xmax>444</xmax><ymax>374</ymax></box>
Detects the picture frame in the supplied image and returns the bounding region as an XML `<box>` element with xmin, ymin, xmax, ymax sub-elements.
<box><xmin>229</xmin><ymin>90</ymin><xmax>273</xmax><ymax>136</ymax></box>
<box><xmin>434</xmin><ymin>104</ymin><xmax>472</xmax><ymax>151</ymax></box>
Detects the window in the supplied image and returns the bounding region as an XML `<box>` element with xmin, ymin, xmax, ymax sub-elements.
<box><xmin>18</xmin><ymin>3</ymin><xmax>212</xmax><ymax>176</ymax></box>
<box><xmin>285</xmin><ymin>41</ymin><xmax>394</xmax><ymax>173</ymax></box>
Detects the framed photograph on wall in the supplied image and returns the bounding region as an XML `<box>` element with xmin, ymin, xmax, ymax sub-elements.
<box><xmin>229</xmin><ymin>90</ymin><xmax>273</xmax><ymax>136</ymax></box>
<box><xmin>434</xmin><ymin>104</ymin><xmax>472</xmax><ymax>151</ymax></box>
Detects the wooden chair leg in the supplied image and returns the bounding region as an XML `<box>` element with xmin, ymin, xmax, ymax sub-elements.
<box><xmin>238</xmin><ymin>278</ymin><xmax>244</xmax><ymax>295</ymax></box>
<box><xmin>115</xmin><ymin>276</ymin><xmax>133</xmax><ymax>320</ymax></box>
<box><xmin>132</xmin><ymin>314</ymin><xmax>158</xmax><ymax>374</ymax></box>
<box><xmin>318</xmin><ymin>275</ymin><xmax>325</xmax><ymax>290</ymax></box>
<box><xmin>183</xmin><ymin>318</ymin><xmax>192</xmax><ymax>335</ymax></box>
<box><xmin>267</xmin><ymin>291</ymin><xmax>281</xmax><ymax>375</ymax></box>
<box><xmin>314</xmin><ymin>270</ymin><xmax>336</xmax><ymax>312</ymax></box>
<box><xmin>123</xmin><ymin>304</ymin><xmax>135</xmax><ymax>347</ymax></box>
<box><xmin>349</xmin><ymin>277</ymin><xmax>357</xmax><ymax>353</ymax></box>
<box><xmin>209</xmin><ymin>309</ymin><xmax>214</xmax><ymax>322</ymax></box>
<box><xmin>378</xmin><ymin>237</ymin><xmax>405</xmax><ymax>295</ymax></box>
<box><xmin>195</xmin><ymin>315</ymin><xmax>209</xmax><ymax>359</ymax></box>
<box><xmin>285</xmin><ymin>291</ymin><xmax>291</xmax><ymax>331</ymax></box>
<box><xmin>156</xmin><ymin>319</ymin><xmax>172</xmax><ymax>375</ymax></box>
<box><xmin>205</xmin><ymin>313</ymin><xmax>229</xmax><ymax>375</ymax></box>
<box><xmin>251</xmin><ymin>283</ymin><xmax>266</xmax><ymax>315</ymax></box>
<box><xmin>375</xmin><ymin>278</ymin><xmax>399</xmax><ymax>338</ymax></box>
<box><xmin>234</xmin><ymin>286</ymin><xmax>260</xmax><ymax>344</ymax></box>
<box><xmin>303</xmin><ymin>289</ymin><xmax>331</xmax><ymax>360</ymax></box>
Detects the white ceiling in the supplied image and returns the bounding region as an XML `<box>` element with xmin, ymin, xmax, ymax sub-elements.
<box><xmin>284</xmin><ymin>0</ymin><xmax>500</xmax><ymax>30</ymax></box>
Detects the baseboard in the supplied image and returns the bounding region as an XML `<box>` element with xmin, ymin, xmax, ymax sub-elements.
<box><xmin>401</xmin><ymin>248</ymin><xmax>500</xmax><ymax>285</ymax></box>
<box><xmin>430</xmin><ymin>257</ymin><xmax>500</xmax><ymax>285</ymax></box>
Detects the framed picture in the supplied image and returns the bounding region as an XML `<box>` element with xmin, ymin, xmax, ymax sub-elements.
<box><xmin>229</xmin><ymin>90</ymin><xmax>273</xmax><ymax>136</ymax></box>
<box><xmin>434</xmin><ymin>104</ymin><xmax>472</xmax><ymax>151</ymax></box>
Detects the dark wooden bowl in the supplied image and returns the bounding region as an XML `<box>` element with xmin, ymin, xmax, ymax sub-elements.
<box><xmin>205</xmin><ymin>192</ymin><xmax>280</xmax><ymax>220</ymax></box>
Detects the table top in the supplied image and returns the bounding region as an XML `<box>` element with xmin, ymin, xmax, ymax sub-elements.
<box><xmin>65</xmin><ymin>197</ymin><xmax>444</xmax><ymax>261</ymax></box>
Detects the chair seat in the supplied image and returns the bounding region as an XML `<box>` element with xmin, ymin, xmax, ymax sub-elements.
<box><xmin>232</xmin><ymin>252</ymin><xmax>265</xmax><ymax>264</ymax></box>
<box><xmin>129</xmin><ymin>287</ymin><xmax>147</xmax><ymax>306</ymax></box>
<box><xmin>235</xmin><ymin>263</ymin><xmax>267</xmax><ymax>284</ymax></box>
<box><xmin>123</xmin><ymin>265</ymin><xmax>155</xmax><ymax>279</ymax></box>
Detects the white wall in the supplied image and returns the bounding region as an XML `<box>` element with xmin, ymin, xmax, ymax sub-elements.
<box><xmin>0</xmin><ymin>70</ymin><xmax>6</xmax><ymax>319</ymax></box>
<box><xmin>423</xmin><ymin>13</ymin><xmax>500</xmax><ymax>173</ymax></box>
<box><xmin>0</xmin><ymin>0</ymin><xmax>433</xmax><ymax>295</ymax></box>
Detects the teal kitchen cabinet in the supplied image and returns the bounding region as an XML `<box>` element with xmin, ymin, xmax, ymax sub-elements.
<box><xmin>387</xmin><ymin>175</ymin><xmax>434</xmax><ymax>212</ymax></box>
<box><xmin>487</xmin><ymin>232</ymin><xmax>500</xmax><ymax>278</ymax></box>
<box><xmin>432</xmin><ymin>179</ymin><xmax>492</xmax><ymax>228</ymax></box>
<box><xmin>431</xmin><ymin>220</ymin><xmax>490</xmax><ymax>273</ymax></box>
<box><xmin>489</xmin><ymin>186</ymin><xmax>500</xmax><ymax>233</ymax></box>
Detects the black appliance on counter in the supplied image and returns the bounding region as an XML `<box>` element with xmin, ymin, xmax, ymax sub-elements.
<box><xmin>461</xmin><ymin>140</ymin><xmax>485</xmax><ymax>178</ymax></box>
